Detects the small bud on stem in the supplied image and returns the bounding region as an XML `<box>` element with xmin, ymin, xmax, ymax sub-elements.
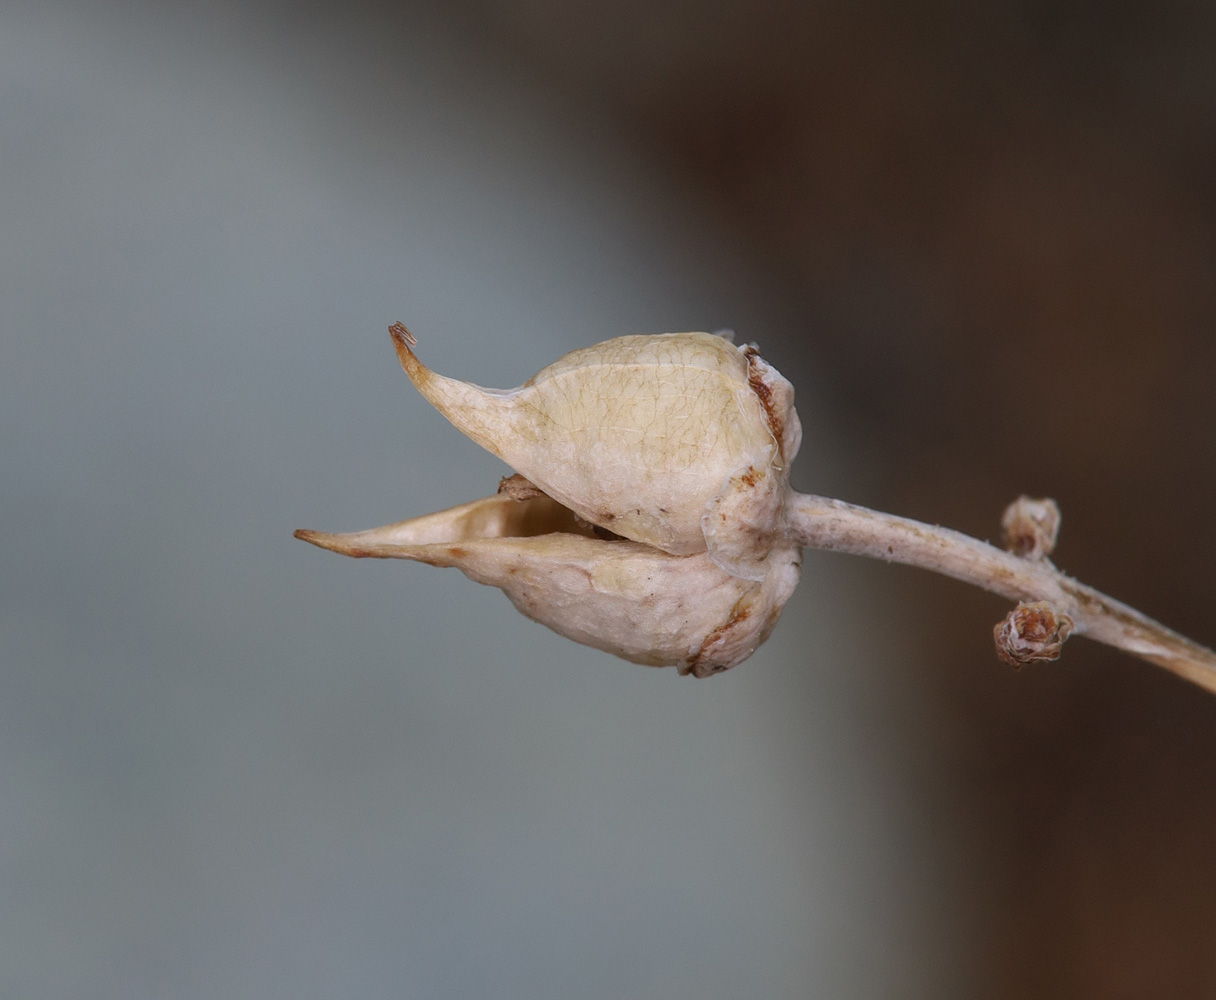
<box><xmin>994</xmin><ymin>602</ymin><xmax>1074</xmax><ymax>667</ymax></box>
<box><xmin>1001</xmin><ymin>496</ymin><xmax>1061</xmax><ymax>560</ymax></box>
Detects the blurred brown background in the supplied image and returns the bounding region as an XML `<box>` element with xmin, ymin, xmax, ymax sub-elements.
<box><xmin>463</xmin><ymin>0</ymin><xmax>1216</xmax><ymax>994</ymax></box>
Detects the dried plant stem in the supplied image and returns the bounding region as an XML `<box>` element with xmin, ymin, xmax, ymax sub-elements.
<box><xmin>786</xmin><ymin>492</ymin><xmax>1216</xmax><ymax>694</ymax></box>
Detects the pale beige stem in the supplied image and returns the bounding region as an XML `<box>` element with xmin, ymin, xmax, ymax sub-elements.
<box><xmin>786</xmin><ymin>492</ymin><xmax>1216</xmax><ymax>694</ymax></box>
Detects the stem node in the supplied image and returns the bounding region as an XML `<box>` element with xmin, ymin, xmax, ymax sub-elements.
<box><xmin>785</xmin><ymin>491</ymin><xmax>1216</xmax><ymax>694</ymax></box>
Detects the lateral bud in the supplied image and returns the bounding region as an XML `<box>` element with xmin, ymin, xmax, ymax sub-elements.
<box><xmin>1001</xmin><ymin>496</ymin><xmax>1061</xmax><ymax>561</ymax></box>
<box><xmin>994</xmin><ymin>601</ymin><xmax>1074</xmax><ymax>668</ymax></box>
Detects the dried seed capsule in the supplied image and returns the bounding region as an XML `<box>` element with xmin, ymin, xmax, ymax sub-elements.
<box><xmin>297</xmin><ymin>328</ymin><xmax>808</xmax><ymax>673</ymax></box>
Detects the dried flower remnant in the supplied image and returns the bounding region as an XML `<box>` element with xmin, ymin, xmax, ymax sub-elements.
<box><xmin>497</xmin><ymin>473</ymin><xmax>546</xmax><ymax>502</ymax></box>
<box><xmin>994</xmin><ymin>602</ymin><xmax>1074</xmax><ymax>667</ymax></box>
<box><xmin>296</xmin><ymin>325</ymin><xmax>1216</xmax><ymax>694</ymax></box>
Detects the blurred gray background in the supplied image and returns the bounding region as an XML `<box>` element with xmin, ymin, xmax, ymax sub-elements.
<box><xmin>2</xmin><ymin>1</ymin><xmax>1215</xmax><ymax>997</ymax></box>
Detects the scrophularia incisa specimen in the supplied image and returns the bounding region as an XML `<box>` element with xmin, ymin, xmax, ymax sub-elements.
<box><xmin>296</xmin><ymin>325</ymin><xmax>1216</xmax><ymax>692</ymax></box>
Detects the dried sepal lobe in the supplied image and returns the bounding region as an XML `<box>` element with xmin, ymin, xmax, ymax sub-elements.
<box><xmin>389</xmin><ymin>327</ymin><xmax>799</xmax><ymax>579</ymax></box>
<box><xmin>296</xmin><ymin>493</ymin><xmax>801</xmax><ymax>675</ymax></box>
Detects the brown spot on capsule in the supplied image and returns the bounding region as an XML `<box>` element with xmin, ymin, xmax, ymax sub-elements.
<box><xmin>744</xmin><ymin>348</ymin><xmax>794</xmax><ymax>466</ymax></box>
<box><xmin>688</xmin><ymin>599</ymin><xmax>754</xmax><ymax>677</ymax></box>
